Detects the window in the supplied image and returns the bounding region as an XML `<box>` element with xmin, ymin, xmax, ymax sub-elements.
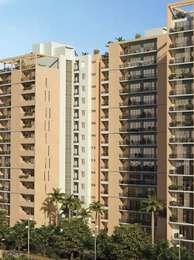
<box><xmin>81</xmin><ymin>135</ymin><xmax>85</xmax><ymax>140</ymax></box>
<box><xmin>82</xmin><ymin>73</ymin><xmax>86</xmax><ymax>80</ymax></box>
<box><xmin>81</xmin><ymin>147</ymin><xmax>85</xmax><ymax>152</ymax></box>
<box><xmin>81</xmin><ymin>159</ymin><xmax>85</xmax><ymax>165</ymax></box>
<box><xmin>81</xmin><ymin>122</ymin><xmax>85</xmax><ymax>128</ymax></box>
<box><xmin>81</xmin><ymin>171</ymin><xmax>85</xmax><ymax>177</ymax></box>
<box><xmin>82</xmin><ymin>86</ymin><xmax>85</xmax><ymax>92</ymax></box>
<box><xmin>81</xmin><ymin>110</ymin><xmax>85</xmax><ymax>116</ymax></box>
<box><xmin>82</xmin><ymin>98</ymin><xmax>85</xmax><ymax>104</ymax></box>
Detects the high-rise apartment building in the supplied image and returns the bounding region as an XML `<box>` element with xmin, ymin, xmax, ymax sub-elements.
<box><xmin>0</xmin><ymin>42</ymin><xmax>76</xmax><ymax>226</ymax></box>
<box><xmin>0</xmin><ymin>0</ymin><xmax>194</xmax><ymax>254</ymax></box>
<box><xmin>167</xmin><ymin>0</ymin><xmax>194</xmax><ymax>251</ymax></box>
<box><xmin>98</xmin><ymin>31</ymin><xmax>168</xmax><ymax>236</ymax></box>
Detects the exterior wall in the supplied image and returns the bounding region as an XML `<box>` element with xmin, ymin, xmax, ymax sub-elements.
<box><xmin>0</xmin><ymin>56</ymin><xmax>61</xmax><ymax>226</ymax></box>
<box><xmin>72</xmin><ymin>55</ymin><xmax>92</xmax><ymax>206</ymax></box>
<box><xmin>166</xmin><ymin>0</ymin><xmax>194</xmax><ymax>252</ymax></box>
<box><xmin>33</xmin><ymin>42</ymin><xmax>75</xmax><ymax>195</ymax></box>
<box><xmin>99</xmin><ymin>34</ymin><xmax>168</xmax><ymax>236</ymax></box>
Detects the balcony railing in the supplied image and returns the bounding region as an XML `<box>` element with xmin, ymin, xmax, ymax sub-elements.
<box><xmin>119</xmin><ymin>126</ymin><xmax>156</xmax><ymax>133</ymax></box>
<box><xmin>119</xmin><ymin>100</ymin><xmax>156</xmax><ymax>107</ymax></box>
<box><xmin>119</xmin><ymin>153</ymin><xmax>156</xmax><ymax>159</ymax></box>
<box><xmin>119</xmin><ymin>139</ymin><xmax>156</xmax><ymax>146</ymax></box>
<box><xmin>120</xmin><ymin>60</ymin><xmax>156</xmax><ymax>69</ymax></box>
<box><xmin>169</xmin><ymin>137</ymin><xmax>194</xmax><ymax>143</ymax></box>
<box><xmin>119</xmin><ymin>112</ymin><xmax>155</xmax><ymax>120</ymax></box>
<box><xmin>169</xmin><ymin>153</ymin><xmax>194</xmax><ymax>159</ymax></box>
<box><xmin>169</xmin><ymin>87</ymin><xmax>194</xmax><ymax>96</ymax></box>
<box><xmin>169</xmin><ymin>39</ymin><xmax>194</xmax><ymax>49</ymax></box>
<box><xmin>169</xmin><ymin>22</ymin><xmax>194</xmax><ymax>33</ymax></box>
<box><xmin>169</xmin><ymin>57</ymin><xmax>194</xmax><ymax>64</ymax></box>
<box><xmin>119</xmin><ymin>166</ymin><xmax>156</xmax><ymax>172</ymax></box>
<box><xmin>169</xmin><ymin>121</ymin><xmax>193</xmax><ymax>127</ymax></box>
<box><xmin>119</xmin><ymin>180</ymin><xmax>156</xmax><ymax>186</ymax></box>
<box><xmin>120</xmin><ymin>73</ymin><xmax>156</xmax><ymax>82</ymax></box>
<box><xmin>169</xmin><ymin>104</ymin><xmax>193</xmax><ymax>111</ymax></box>
<box><xmin>169</xmin><ymin>72</ymin><xmax>193</xmax><ymax>80</ymax></box>
<box><xmin>120</xmin><ymin>46</ymin><xmax>156</xmax><ymax>56</ymax></box>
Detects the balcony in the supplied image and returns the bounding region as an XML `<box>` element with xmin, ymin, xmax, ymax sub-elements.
<box><xmin>119</xmin><ymin>205</ymin><xmax>141</xmax><ymax>212</ymax></box>
<box><xmin>119</xmin><ymin>100</ymin><xmax>156</xmax><ymax>108</ymax></box>
<box><xmin>120</xmin><ymin>73</ymin><xmax>156</xmax><ymax>83</ymax></box>
<box><xmin>169</xmin><ymin>120</ymin><xmax>193</xmax><ymax>128</ymax></box>
<box><xmin>0</xmin><ymin>79</ymin><xmax>11</xmax><ymax>86</ymax></box>
<box><xmin>0</xmin><ymin>89</ymin><xmax>11</xmax><ymax>96</ymax></box>
<box><xmin>119</xmin><ymin>191</ymin><xmax>152</xmax><ymax>199</ymax></box>
<box><xmin>169</xmin><ymin>86</ymin><xmax>194</xmax><ymax>96</ymax></box>
<box><xmin>169</xmin><ymin>22</ymin><xmax>194</xmax><ymax>33</ymax></box>
<box><xmin>169</xmin><ymin>57</ymin><xmax>193</xmax><ymax>65</ymax></box>
<box><xmin>169</xmin><ymin>39</ymin><xmax>194</xmax><ymax>49</ymax></box>
<box><xmin>119</xmin><ymin>139</ymin><xmax>156</xmax><ymax>147</ymax></box>
<box><xmin>169</xmin><ymin>153</ymin><xmax>194</xmax><ymax>159</ymax></box>
<box><xmin>169</xmin><ymin>137</ymin><xmax>194</xmax><ymax>144</ymax></box>
<box><xmin>119</xmin><ymin>165</ymin><xmax>156</xmax><ymax>173</ymax></box>
<box><xmin>169</xmin><ymin>167</ymin><xmax>194</xmax><ymax>176</ymax></box>
<box><xmin>119</xmin><ymin>180</ymin><xmax>156</xmax><ymax>186</ymax></box>
<box><xmin>119</xmin><ymin>126</ymin><xmax>156</xmax><ymax>133</ymax></box>
<box><xmin>169</xmin><ymin>104</ymin><xmax>193</xmax><ymax>112</ymax></box>
<box><xmin>119</xmin><ymin>112</ymin><xmax>156</xmax><ymax>121</ymax></box>
<box><xmin>169</xmin><ymin>183</ymin><xmax>194</xmax><ymax>193</ymax></box>
<box><xmin>169</xmin><ymin>72</ymin><xmax>194</xmax><ymax>81</ymax></box>
<box><xmin>119</xmin><ymin>153</ymin><xmax>156</xmax><ymax>160</ymax></box>
<box><xmin>120</xmin><ymin>60</ymin><xmax>156</xmax><ymax>69</ymax></box>
<box><xmin>120</xmin><ymin>46</ymin><xmax>156</xmax><ymax>56</ymax></box>
<box><xmin>101</xmin><ymin>78</ymin><xmax>109</xmax><ymax>84</ymax></box>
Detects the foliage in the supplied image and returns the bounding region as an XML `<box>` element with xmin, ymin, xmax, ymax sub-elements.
<box><xmin>0</xmin><ymin>192</ymin><xmax>193</xmax><ymax>259</ymax></box>
<box><xmin>141</xmin><ymin>196</ymin><xmax>163</xmax><ymax>214</ymax></box>
<box><xmin>115</xmin><ymin>37</ymin><xmax>125</xmax><ymax>41</ymax></box>
<box><xmin>110</xmin><ymin>224</ymin><xmax>149</xmax><ymax>260</ymax></box>
<box><xmin>135</xmin><ymin>33</ymin><xmax>141</xmax><ymax>39</ymax></box>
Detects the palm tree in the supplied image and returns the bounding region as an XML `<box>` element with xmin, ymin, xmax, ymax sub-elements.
<box><xmin>89</xmin><ymin>201</ymin><xmax>105</xmax><ymax>228</ymax></box>
<box><xmin>47</xmin><ymin>188</ymin><xmax>65</xmax><ymax>225</ymax></box>
<box><xmin>141</xmin><ymin>196</ymin><xmax>163</xmax><ymax>244</ymax></box>
<box><xmin>60</xmin><ymin>194</ymin><xmax>76</xmax><ymax>220</ymax></box>
<box><xmin>48</xmin><ymin>188</ymin><xmax>65</xmax><ymax>203</ymax></box>
<box><xmin>78</xmin><ymin>207</ymin><xmax>91</xmax><ymax>223</ymax></box>
<box><xmin>41</xmin><ymin>197</ymin><xmax>57</xmax><ymax>225</ymax></box>
<box><xmin>116</xmin><ymin>36</ymin><xmax>125</xmax><ymax>42</ymax></box>
<box><xmin>72</xmin><ymin>196</ymin><xmax>83</xmax><ymax>216</ymax></box>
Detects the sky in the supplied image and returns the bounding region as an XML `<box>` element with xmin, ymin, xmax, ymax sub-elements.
<box><xmin>0</xmin><ymin>0</ymin><xmax>179</xmax><ymax>58</ymax></box>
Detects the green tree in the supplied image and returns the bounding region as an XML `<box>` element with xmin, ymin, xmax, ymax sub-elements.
<box><xmin>111</xmin><ymin>224</ymin><xmax>148</xmax><ymax>260</ymax></box>
<box><xmin>41</xmin><ymin>197</ymin><xmax>57</xmax><ymax>225</ymax></box>
<box><xmin>60</xmin><ymin>194</ymin><xmax>76</xmax><ymax>220</ymax></box>
<box><xmin>47</xmin><ymin>188</ymin><xmax>65</xmax><ymax>224</ymax></box>
<box><xmin>49</xmin><ymin>219</ymin><xmax>93</xmax><ymax>259</ymax></box>
<box><xmin>7</xmin><ymin>220</ymin><xmax>35</xmax><ymax>252</ymax></box>
<box><xmin>31</xmin><ymin>225</ymin><xmax>55</xmax><ymax>256</ymax></box>
<box><xmin>0</xmin><ymin>209</ymin><xmax>8</xmax><ymax>247</ymax></box>
<box><xmin>96</xmin><ymin>230</ymin><xmax>114</xmax><ymax>260</ymax></box>
<box><xmin>135</xmin><ymin>33</ymin><xmax>142</xmax><ymax>39</ymax></box>
<box><xmin>78</xmin><ymin>207</ymin><xmax>91</xmax><ymax>223</ymax></box>
<box><xmin>142</xmin><ymin>240</ymin><xmax>194</xmax><ymax>260</ymax></box>
<box><xmin>115</xmin><ymin>37</ymin><xmax>125</xmax><ymax>41</ymax></box>
<box><xmin>141</xmin><ymin>196</ymin><xmax>163</xmax><ymax>244</ymax></box>
<box><xmin>89</xmin><ymin>201</ymin><xmax>105</xmax><ymax>227</ymax></box>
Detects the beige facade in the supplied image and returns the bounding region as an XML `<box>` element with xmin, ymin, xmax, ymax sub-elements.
<box><xmin>0</xmin><ymin>0</ymin><xmax>194</xmax><ymax>254</ymax></box>
<box><xmin>97</xmin><ymin>33</ymin><xmax>168</xmax><ymax>234</ymax></box>
<box><xmin>167</xmin><ymin>0</ymin><xmax>194</xmax><ymax>251</ymax></box>
<box><xmin>0</xmin><ymin>54</ymin><xmax>60</xmax><ymax>226</ymax></box>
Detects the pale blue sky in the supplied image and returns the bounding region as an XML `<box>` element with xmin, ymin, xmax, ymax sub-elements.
<box><xmin>0</xmin><ymin>0</ymin><xmax>178</xmax><ymax>58</ymax></box>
